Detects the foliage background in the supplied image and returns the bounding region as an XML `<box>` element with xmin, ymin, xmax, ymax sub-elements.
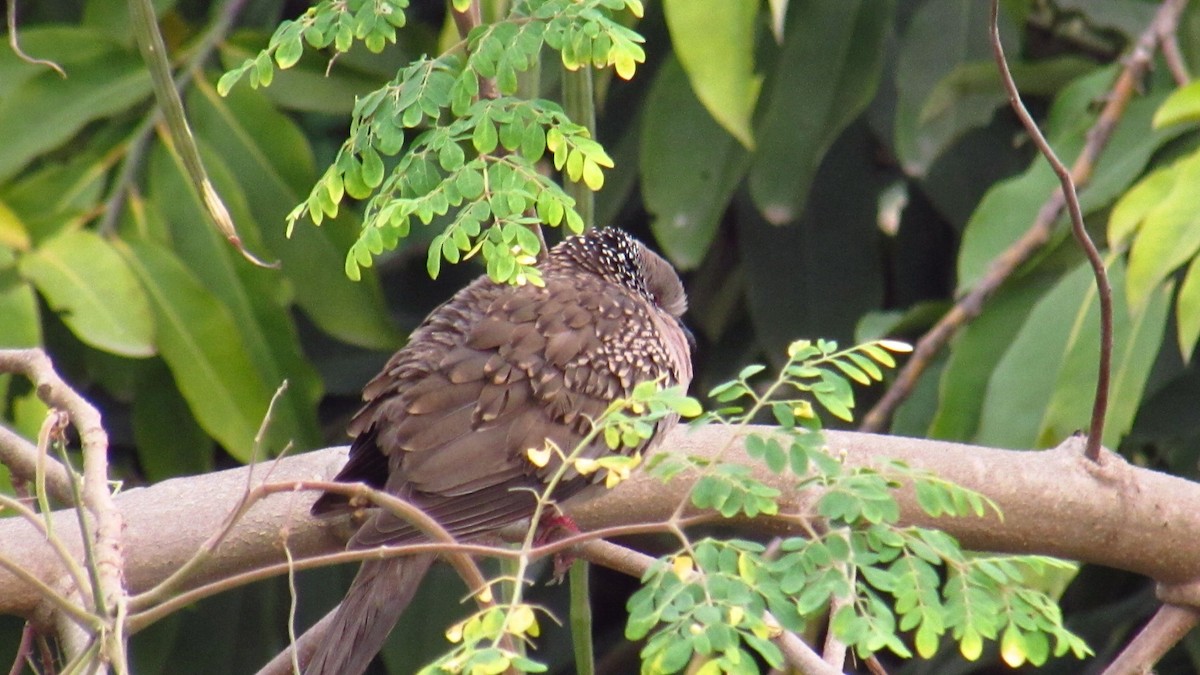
<box><xmin>4</xmin><ymin>0</ymin><xmax>1200</xmax><ymax>672</ymax></box>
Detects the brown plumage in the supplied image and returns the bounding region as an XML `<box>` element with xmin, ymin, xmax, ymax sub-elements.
<box><xmin>303</xmin><ymin>228</ymin><xmax>693</xmax><ymax>675</ymax></box>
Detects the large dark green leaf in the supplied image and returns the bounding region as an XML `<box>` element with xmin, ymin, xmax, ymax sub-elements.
<box><xmin>893</xmin><ymin>0</ymin><xmax>1013</xmax><ymax>176</ymax></box>
<box><xmin>0</xmin><ymin>124</ymin><xmax>124</xmax><ymax>245</ymax></box>
<box><xmin>0</xmin><ymin>29</ymin><xmax>151</xmax><ymax>183</ymax></box>
<box><xmin>927</xmin><ymin>273</ymin><xmax>1061</xmax><ymax>441</ymax></box>
<box><xmin>132</xmin><ymin>361</ymin><xmax>214</xmax><ymax>482</ymax></box>
<box><xmin>147</xmin><ymin>142</ymin><xmax>322</xmax><ymax>449</ymax></box>
<box><xmin>186</xmin><ymin>78</ymin><xmax>399</xmax><ymax>350</ymax></box>
<box><xmin>19</xmin><ymin>230</ymin><xmax>155</xmax><ymax>357</ymax></box>
<box><xmin>640</xmin><ymin>57</ymin><xmax>749</xmax><ymax>270</ymax></box>
<box><xmin>117</xmin><ymin>239</ymin><xmax>274</xmax><ymax>460</ymax></box>
<box><xmin>975</xmin><ymin>258</ymin><xmax>1169</xmax><ymax>449</ymax></box>
<box><xmin>748</xmin><ymin>0</ymin><xmax>891</xmax><ymax>223</ymax></box>
<box><xmin>739</xmin><ymin>122</ymin><xmax>885</xmax><ymax>361</ymax></box>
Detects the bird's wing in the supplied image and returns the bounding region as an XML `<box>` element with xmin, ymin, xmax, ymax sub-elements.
<box><xmin>340</xmin><ymin>272</ymin><xmax>671</xmax><ymax>549</ymax></box>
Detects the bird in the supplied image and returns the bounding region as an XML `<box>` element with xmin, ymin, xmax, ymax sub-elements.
<box><xmin>302</xmin><ymin>227</ymin><xmax>694</xmax><ymax>675</ymax></box>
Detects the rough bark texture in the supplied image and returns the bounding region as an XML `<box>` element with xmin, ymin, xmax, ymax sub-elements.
<box><xmin>4</xmin><ymin>427</ymin><xmax>1200</xmax><ymax>624</ymax></box>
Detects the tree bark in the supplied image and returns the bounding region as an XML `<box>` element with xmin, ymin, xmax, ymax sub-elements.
<box><xmin>3</xmin><ymin>427</ymin><xmax>1199</xmax><ymax>621</ymax></box>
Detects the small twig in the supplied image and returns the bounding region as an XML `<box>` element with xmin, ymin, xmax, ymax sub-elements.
<box><xmin>865</xmin><ymin>655</ymin><xmax>890</xmax><ymax>675</ymax></box>
<box><xmin>860</xmin><ymin>0</ymin><xmax>1186</xmax><ymax>434</ymax></box>
<box><xmin>1156</xmin><ymin>0</ymin><xmax>1192</xmax><ymax>85</ymax></box>
<box><xmin>8</xmin><ymin>622</ymin><xmax>35</xmax><ymax>675</ymax></box>
<box><xmin>989</xmin><ymin>0</ymin><xmax>1113</xmax><ymax>462</ymax></box>
<box><xmin>1100</xmin><ymin>604</ymin><xmax>1200</xmax><ymax>675</ymax></box>
<box><xmin>127</xmin><ymin>479</ymin><xmax>492</xmax><ymax>627</ymax></box>
<box><xmin>128</xmin><ymin>383</ymin><xmax>288</xmax><ymax>610</ymax></box>
<box><xmin>0</xmin><ymin>550</ymin><xmax>98</xmax><ymax>630</ymax></box>
<box><xmin>6</xmin><ymin>0</ymin><xmax>66</xmax><ymax>77</ymax></box>
<box><xmin>282</xmin><ymin>537</ymin><xmax>302</xmax><ymax>675</ymax></box>
<box><xmin>0</xmin><ymin>491</ymin><xmax>96</xmax><ymax>615</ymax></box>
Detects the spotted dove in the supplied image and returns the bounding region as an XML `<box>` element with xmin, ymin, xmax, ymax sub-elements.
<box><xmin>302</xmin><ymin>228</ymin><xmax>694</xmax><ymax>675</ymax></box>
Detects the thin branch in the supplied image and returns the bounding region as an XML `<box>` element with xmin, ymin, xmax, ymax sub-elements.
<box><xmin>1100</xmin><ymin>604</ymin><xmax>1200</xmax><ymax>675</ymax></box>
<box><xmin>988</xmin><ymin>0</ymin><xmax>1113</xmax><ymax>462</ymax></box>
<box><xmin>7</xmin><ymin>622</ymin><xmax>34</xmax><ymax>675</ymax></box>
<box><xmin>1156</xmin><ymin>0</ymin><xmax>1192</xmax><ymax>85</ymax></box>
<box><xmin>0</xmin><ymin>492</ymin><xmax>95</xmax><ymax>613</ymax></box>
<box><xmin>860</xmin><ymin>0</ymin><xmax>1189</xmax><ymax>434</ymax></box>
<box><xmin>0</xmin><ymin>551</ymin><xmax>97</xmax><ymax>630</ymax></box>
<box><xmin>127</xmin><ymin>479</ymin><xmax>493</xmax><ymax>629</ymax></box>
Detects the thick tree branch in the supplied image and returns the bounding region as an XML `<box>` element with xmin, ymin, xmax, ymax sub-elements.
<box><xmin>4</xmin><ymin>428</ymin><xmax>1200</xmax><ymax>625</ymax></box>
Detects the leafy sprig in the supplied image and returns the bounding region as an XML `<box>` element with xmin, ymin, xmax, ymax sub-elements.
<box><xmin>632</xmin><ymin>340</ymin><xmax>1091</xmax><ymax>673</ymax></box>
<box><xmin>221</xmin><ymin>0</ymin><xmax>643</xmax><ymax>284</ymax></box>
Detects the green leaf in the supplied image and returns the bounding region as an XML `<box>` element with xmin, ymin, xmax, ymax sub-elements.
<box><xmin>663</xmin><ymin>0</ymin><xmax>760</xmax><ymax>149</ymax></box>
<box><xmin>749</xmin><ymin>0</ymin><xmax>890</xmax><ymax>223</ymax></box>
<box><xmin>640</xmin><ymin>57</ymin><xmax>749</xmax><ymax>270</ymax></box>
<box><xmin>1152</xmin><ymin>79</ymin><xmax>1200</xmax><ymax>128</ymax></box>
<box><xmin>918</xmin><ymin>57</ymin><xmax>1095</xmax><ymax>129</ymax></box>
<box><xmin>977</xmin><ymin>259</ymin><xmax>1169</xmax><ymax>449</ymax></box>
<box><xmin>0</xmin><ymin>28</ymin><xmax>152</xmax><ymax>183</ymax></box>
<box><xmin>929</xmin><ymin>277</ymin><xmax>1051</xmax><ymax>441</ymax></box>
<box><xmin>117</xmin><ymin>239</ymin><xmax>273</xmax><ymax>461</ymax></box>
<box><xmin>187</xmin><ymin>79</ymin><xmax>399</xmax><ymax>349</ymax></box>
<box><xmin>473</xmin><ymin>118</ymin><xmax>499</xmax><ymax>154</ymax></box>
<box><xmin>19</xmin><ymin>229</ymin><xmax>155</xmax><ymax>357</ymax></box>
<box><xmin>0</xmin><ymin>267</ymin><xmax>41</xmax><ymax>348</ymax></box>
<box><xmin>1124</xmin><ymin>150</ymin><xmax>1200</xmax><ymax>312</ymax></box>
<box><xmin>1108</xmin><ymin>165</ymin><xmax>1177</xmax><ymax>249</ymax></box>
<box><xmin>1177</xmin><ymin>255</ymin><xmax>1200</xmax><ymax>362</ymax></box>
<box><xmin>132</xmin><ymin>361</ymin><xmax>214</xmax><ymax>481</ymax></box>
<box><xmin>892</xmin><ymin>0</ymin><xmax>1013</xmax><ymax>176</ymax></box>
<box><xmin>146</xmin><ymin>142</ymin><xmax>323</xmax><ymax>449</ymax></box>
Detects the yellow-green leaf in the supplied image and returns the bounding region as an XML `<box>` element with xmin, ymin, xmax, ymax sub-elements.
<box><xmin>19</xmin><ymin>229</ymin><xmax>154</xmax><ymax>357</ymax></box>
<box><xmin>1152</xmin><ymin>79</ymin><xmax>1200</xmax><ymax>128</ymax></box>
<box><xmin>663</xmin><ymin>0</ymin><xmax>760</xmax><ymax>149</ymax></box>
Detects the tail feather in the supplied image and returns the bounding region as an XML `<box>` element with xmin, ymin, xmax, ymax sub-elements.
<box><xmin>303</xmin><ymin>553</ymin><xmax>436</xmax><ymax>675</ymax></box>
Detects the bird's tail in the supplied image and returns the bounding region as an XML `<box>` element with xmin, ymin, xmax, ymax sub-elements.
<box><xmin>303</xmin><ymin>553</ymin><xmax>435</xmax><ymax>675</ymax></box>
